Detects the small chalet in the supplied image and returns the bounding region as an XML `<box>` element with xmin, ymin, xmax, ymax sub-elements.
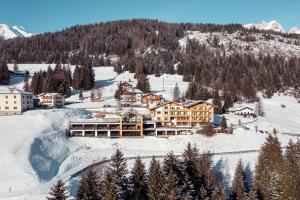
<box><xmin>141</xmin><ymin>93</ymin><xmax>166</xmax><ymax>108</ymax></box>
<box><xmin>228</xmin><ymin>107</ymin><xmax>255</xmax><ymax>116</ymax></box>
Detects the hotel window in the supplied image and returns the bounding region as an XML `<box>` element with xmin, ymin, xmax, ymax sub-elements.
<box><xmin>13</xmin><ymin>107</ymin><xmax>17</xmax><ymax>110</ymax></box>
<box><xmin>5</xmin><ymin>101</ymin><xmax>8</xmax><ymax>104</ymax></box>
<box><xmin>165</xmin><ymin>111</ymin><xmax>168</xmax><ymax>114</ymax></box>
<box><xmin>5</xmin><ymin>96</ymin><xmax>8</xmax><ymax>99</ymax></box>
<box><xmin>14</xmin><ymin>95</ymin><xmax>16</xmax><ymax>99</ymax></box>
<box><xmin>5</xmin><ymin>106</ymin><xmax>9</xmax><ymax>110</ymax></box>
<box><xmin>14</xmin><ymin>101</ymin><xmax>17</xmax><ymax>104</ymax></box>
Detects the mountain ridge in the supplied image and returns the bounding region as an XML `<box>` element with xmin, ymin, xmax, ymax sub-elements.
<box><xmin>0</xmin><ymin>24</ymin><xmax>33</xmax><ymax>39</ymax></box>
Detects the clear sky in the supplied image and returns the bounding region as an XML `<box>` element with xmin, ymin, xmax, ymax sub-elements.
<box><xmin>1</xmin><ymin>0</ymin><xmax>300</xmax><ymax>33</ymax></box>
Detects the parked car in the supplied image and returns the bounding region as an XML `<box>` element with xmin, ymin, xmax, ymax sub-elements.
<box><xmin>103</xmin><ymin>104</ymin><xmax>111</xmax><ymax>108</ymax></box>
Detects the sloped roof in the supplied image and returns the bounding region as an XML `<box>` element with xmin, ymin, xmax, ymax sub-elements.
<box><xmin>0</xmin><ymin>87</ymin><xmax>32</xmax><ymax>95</ymax></box>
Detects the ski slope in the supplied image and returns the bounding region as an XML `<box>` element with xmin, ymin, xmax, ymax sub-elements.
<box><xmin>0</xmin><ymin>64</ymin><xmax>299</xmax><ymax>199</ymax></box>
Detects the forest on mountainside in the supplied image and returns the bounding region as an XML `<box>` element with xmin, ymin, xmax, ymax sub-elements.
<box><xmin>1</xmin><ymin>19</ymin><xmax>300</xmax><ymax>100</ymax></box>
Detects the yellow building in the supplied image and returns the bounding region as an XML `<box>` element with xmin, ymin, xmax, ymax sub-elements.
<box><xmin>150</xmin><ymin>101</ymin><xmax>215</xmax><ymax>127</ymax></box>
<box><xmin>0</xmin><ymin>87</ymin><xmax>33</xmax><ymax>115</ymax></box>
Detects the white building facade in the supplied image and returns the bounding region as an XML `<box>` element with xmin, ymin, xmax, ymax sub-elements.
<box><xmin>0</xmin><ymin>88</ymin><xmax>34</xmax><ymax>115</ymax></box>
<box><xmin>38</xmin><ymin>93</ymin><xmax>65</xmax><ymax>108</ymax></box>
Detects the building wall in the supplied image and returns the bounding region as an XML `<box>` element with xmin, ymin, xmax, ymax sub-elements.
<box><xmin>151</xmin><ymin>102</ymin><xmax>214</xmax><ymax>127</ymax></box>
<box><xmin>0</xmin><ymin>93</ymin><xmax>33</xmax><ymax>115</ymax></box>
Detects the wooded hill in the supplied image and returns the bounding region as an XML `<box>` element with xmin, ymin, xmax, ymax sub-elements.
<box><xmin>1</xmin><ymin>19</ymin><xmax>300</xmax><ymax>100</ymax></box>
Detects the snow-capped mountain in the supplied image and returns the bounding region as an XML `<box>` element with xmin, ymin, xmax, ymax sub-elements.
<box><xmin>289</xmin><ymin>27</ymin><xmax>300</xmax><ymax>34</ymax></box>
<box><xmin>0</xmin><ymin>24</ymin><xmax>33</xmax><ymax>39</ymax></box>
<box><xmin>244</xmin><ymin>20</ymin><xmax>285</xmax><ymax>33</ymax></box>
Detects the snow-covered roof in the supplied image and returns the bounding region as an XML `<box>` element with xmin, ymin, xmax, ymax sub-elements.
<box><xmin>37</xmin><ymin>93</ymin><xmax>62</xmax><ymax>97</ymax></box>
<box><xmin>228</xmin><ymin>106</ymin><xmax>254</xmax><ymax>112</ymax></box>
<box><xmin>0</xmin><ymin>87</ymin><xmax>32</xmax><ymax>95</ymax></box>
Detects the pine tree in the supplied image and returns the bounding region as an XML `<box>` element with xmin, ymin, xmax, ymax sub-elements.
<box><xmin>107</xmin><ymin>149</ymin><xmax>129</xmax><ymax>200</ymax></box>
<box><xmin>73</xmin><ymin>65</ymin><xmax>81</xmax><ymax>90</ymax></box>
<box><xmin>164</xmin><ymin>171</ymin><xmax>181</xmax><ymax>200</ymax></box>
<box><xmin>129</xmin><ymin>157</ymin><xmax>148</xmax><ymax>200</ymax></box>
<box><xmin>90</xmin><ymin>90</ymin><xmax>95</xmax><ymax>100</ymax></box>
<box><xmin>47</xmin><ymin>180</ymin><xmax>69</xmax><ymax>200</ymax></box>
<box><xmin>0</xmin><ymin>61</ymin><xmax>10</xmax><ymax>85</ymax></box>
<box><xmin>76</xmin><ymin>170</ymin><xmax>100</xmax><ymax>200</ymax></box>
<box><xmin>173</xmin><ymin>83</ymin><xmax>181</xmax><ymax>102</ymax></box>
<box><xmin>182</xmin><ymin>143</ymin><xmax>201</xmax><ymax>199</ymax></box>
<box><xmin>148</xmin><ymin>157</ymin><xmax>165</xmax><ymax>200</ymax></box>
<box><xmin>101</xmin><ymin>171</ymin><xmax>117</xmax><ymax>200</ymax></box>
<box><xmin>136</xmin><ymin>74</ymin><xmax>151</xmax><ymax>93</ymax></box>
<box><xmin>211</xmin><ymin>185</ymin><xmax>226</xmax><ymax>200</ymax></box>
<box><xmin>79</xmin><ymin>89</ymin><xmax>83</xmax><ymax>100</ymax></box>
<box><xmin>220</xmin><ymin>116</ymin><xmax>227</xmax><ymax>130</ymax></box>
<box><xmin>231</xmin><ymin>160</ymin><xmax>245</xmax><ymax>200</ymax></box>
<box><xmin>212</xmin><ymin>89</ymin><xmax>222</xmax><ymax>114</ymax></box>
<box><xmin>163</xmin><ymin>152</ymin><xmax>193</xmax><ymax>198</ymax></box>
<box><xmin>23</xmin><ymin>78</ymin><xmax>30</xmax><ymax>92</ymax></box>
<box><xmin>254</xmin><ymin>135</ymin><xmax>285</xmax><ymax>200</ymax></box>
<box><xmin>282</xmin><ymin>140</ymin><xmax>300</xmax><ymax>200</ymax></box>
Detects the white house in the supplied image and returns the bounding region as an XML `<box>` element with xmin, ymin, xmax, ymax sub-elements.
<box><xmin>0</xmin><ymin>87</ymin><xmax>34</xmax><ymax>115</ymax></box>
<box><xmin>38</xmin><ymin>93</ymin><xmax>65</xmax><ymax>108</ymax></box>
<box><xmin>228</xmin><ymin>107</ymin><xmax>255</xmax><ymax>116</ymax></box>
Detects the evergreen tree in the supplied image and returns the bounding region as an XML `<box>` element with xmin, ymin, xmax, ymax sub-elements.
<box><xmin>148</xmin><ymin>157</ymin><xmax>165</xmax><ymax>200</ymax></box>
<box><xmin>47</xmin><ymin>180</ymin><xmax>69</xmax><ymax>200</ymax></box>
<box><xmin>182</xmin><ymin>143</ymin><xmax>201</xmax><ymax>199</ymax></box>
<box><xmin>211</xmin><ymin>185</ymin><xmax>226</xmax><ymax>200</ymax></box>
<box><xmin>129</xmin><ymin>157</ymin><xmax>148</xmax><ymax>200</ymax></box>
<box><xmin>164</xmin><ymin>171</ymin><xmax>181</xmax><ymax>200</ymax></box>
<box><xmin>163</xmin><ymin>152</ymin><xmax>193</xmax><ymax>198</ymax></box>
<box><xmin>73</xmin><ymin>65</ymin><xmax>81</xmax><ymax>90</ymax></box>
<box><xmin>212</xmin><ymin>89</ymin><xmax>222</xmax><ymax>114</ymax></box>
<box><xmin>254</xmin><ymin>135</ymin><xmax>285</xmax><ymax>200</ymax></box>
<box><xmin>173</xmin><ymin>83</ymin><xmax>181</xmax><ymax>102</ymax></box>
<box><xmin>76</xmin><ymin>170</ymin><xmax>100</xmax><ymax>200</ymax></box>
<box><xmin>90</xmin><ymin>90</ymin><xmax>95</xmax><ymax>100</ymax></box>
<box><xmin>107</xmin><ymin>149</ymin><xmax>129</xmax><ymax>200</ymax></box>
<box><xmin>79</xmin><ymin>89</ymin><xmax>84</xmax><ymax>100</ymax></box>
<box><xmin>0</xmin><ymin>61</ymin><xmax>10</xmax><ymax>85</ymax></box>
<box><xmin>101</xmin><ymin>171</ymin><xmax>117</xmax><ymax>200</ymax></box>
<box><xmin>23</xmin><ymin>78</ymin><xmax>30</xmax><ymax>92</ymax></box>
<box><xmin>136</xmin><ymin>74</ymin><xmax>151</xmax><ymax>93</ymax></box>
<box><xmin>231</xmin><ymin>160</ymin><xmax>245</xmax><ymax>200</ymax></box>
<box><xmin>220</xmin><ymin>116</ymin><xmax>228</xmax><ymax>130</ymax></box>
<box><xmin>282</xmin><ymin>140</ymin><xmax>300</xmax><ymax>200</ymax></box>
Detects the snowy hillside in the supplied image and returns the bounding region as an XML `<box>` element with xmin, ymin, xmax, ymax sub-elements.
<box><xmin>244</xmin><ymin>20</ymin><xmax>285</xmax><ymax>32</ymax></box>
<box><xmin>0</xmin><ymin>24</ymin><xmax>33</xmax><ymax>39</ymax></box>
<box><xmin>1</xmin><ymin>65</ymin><xmax>300</xmax><ymax>199</ymax></box>
<box><xmin>179</xmin><ymin>30</ymin><xmax>300</xmax><ymax>57</ymax></box>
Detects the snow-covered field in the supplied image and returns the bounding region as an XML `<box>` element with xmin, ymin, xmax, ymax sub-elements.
<box><xmin>0</xmin><ymin>64</ymin><xmax>299</xmax><ymax>199</ymax></box>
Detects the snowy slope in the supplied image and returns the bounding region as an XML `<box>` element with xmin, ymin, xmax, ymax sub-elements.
<box><xmin>1</xmin><ymin>65</ymin><xmax>300</xmax><ymax>199</ymax></box>
<box><xmin>244</xmin><ymin>20</ymin><xmax>285</xmax><ymax>32</ymax></box>
<box><xmin>179</xmin><ymin>30</ymin><xmax>300</xmax><ymax>57</ymax></box>
<box><xmin>0</xmin><ymin>24</ymin><xmax>33</xmax><ymax>39</ymax></box>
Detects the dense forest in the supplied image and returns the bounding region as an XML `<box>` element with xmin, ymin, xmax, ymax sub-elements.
<box><xmin>47</xmin><ymin>136</ymin><xmax>300</xmax><ymax>200</ymax></box>
<box><xmin>1</xmin><ymin>19</ymin><xmax>300</xmax><ymax>99</ymax></box>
